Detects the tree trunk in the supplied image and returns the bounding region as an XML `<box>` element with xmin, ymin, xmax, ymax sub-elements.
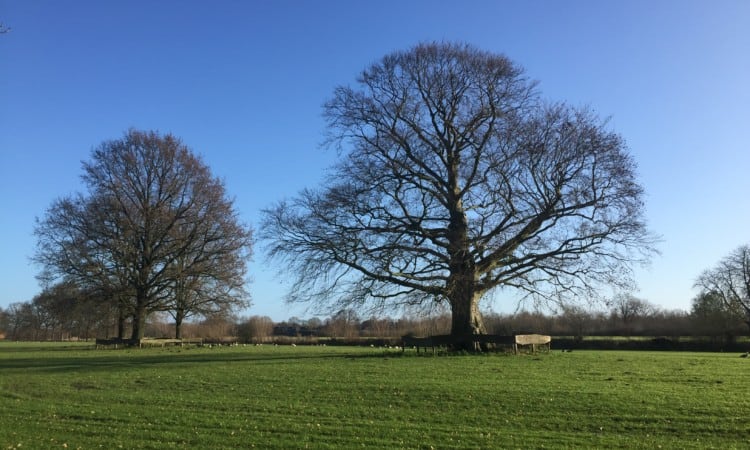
<box><xmin>444</xmin><ymin>165</ymin><xmax>488</xmax><ymax>349</ymax></box>
<box><xmin>174</xmin><ymin>309</ymin><xmax>184</xmax><ymax>340</ymax></box>
<box><xmin>446</xmin><ymin>209</ymin><xmax>487</xmax><ymax>349</ymax></box>
<box><xmin>117</xmin><ymin>307</ymin><xmax>127</xmax><ymax>339</ymax></box>
<box><xmin>130</xmin><ymin>302</ymin><xmax>147</xmax><ymax>341</ymax></box>
<box><xmin>449</xmin><ymin>279</ymin><xmax>487</xmax><ymax>351</ymax></box>
<box><xmin>450</xmin><ymin>294</ymin><xmax>486</xmax><ymax>334</ymax></box>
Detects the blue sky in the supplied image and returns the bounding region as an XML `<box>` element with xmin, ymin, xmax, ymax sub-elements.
<box><xmin>1</xmin><ymin>0</ymin><xmax>748</xmax><ymax>320</ymax></box>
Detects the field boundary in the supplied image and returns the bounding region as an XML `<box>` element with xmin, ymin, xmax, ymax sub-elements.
<box><xmin>401</xmin><ymin>334</ymin><xmax>551</xmax><ymax>354</ymax></box>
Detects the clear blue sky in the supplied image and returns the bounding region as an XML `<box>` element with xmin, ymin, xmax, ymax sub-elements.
<box><xmin>1</xmin><ymin>0</ymin><xmax>748</xmax><ymax>320</ymax></box>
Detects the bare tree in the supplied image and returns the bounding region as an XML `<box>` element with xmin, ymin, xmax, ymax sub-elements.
<box><xmin>558</xmin><ymin>305</ymin><xmax>592</xmax><ymax>341</ymax></box>
<box><xmin>30</xmin><ymin>283</ymin><xmax>75</xmax><ymax>340</ymax></box>
<box><xmin>0</xmin><ymin>307</ymin><xmax>8</xmax><ymax>339</ymax></box>
<box><xmin>695</xmin><ymin>245</ymin><xmax>750</xmax><ymax>332</ymax></box>
<box><xmin>324</xmin><ymin>309</ymin><xmax>361</xmax><ymax>338</ymax></box>
<box><xmin>237</xmin><ymin>315</ymin><xmax>275</xmax><ymax>343</ymax></box>
<box><xmin>262</xmin><ymin>42</ymin><xmax>656</xmax><ymax>347</ymax></box>
<box><xmin>35</xmin><ymin>129</ymin><xmax>253</xmax><ymax>340</ymax></box>
<box><xmin>6</xmin><ymin>302</ymin><xmax>36</xmax><ymax>340</ymax></box>
<box><xmin>612</xmin><ymin>294</ymin><xmax>654</xmax><ymax>324</ymax></box>
<box><xmin>165</xmin><ymin>189</ymin><xmax>252</xmax><ymax>339</ymax></box>
<box><xmin>611</xmin><ymin>294</ymin><xmax>655</xmax><ymax>335</ymax></box>
<box><xmin>691</xmin><ymin>291</ymin><xmax>745</xmax><ymax>338</ymax></box>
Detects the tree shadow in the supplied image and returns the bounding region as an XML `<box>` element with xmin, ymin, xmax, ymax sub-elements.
<box><xmin>0</xmin><ymin>345</ymin><xmax>380</xmax><ymax>375</ymax></box>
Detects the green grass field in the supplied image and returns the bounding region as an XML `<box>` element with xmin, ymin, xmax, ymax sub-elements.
<box><xmin>1</xmin><ymin>342</ymin><xmax>749</xmax><ymax>449</ymax></box>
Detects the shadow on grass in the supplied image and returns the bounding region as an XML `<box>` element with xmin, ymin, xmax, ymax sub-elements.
<box><xmin>0</xmin><ymin>346</ymin><xmax>417</xmax><ymax>374</ymax></box>
<box><xmin>0</xmin><ymin>342</ymin><xmax>94</xmax><ymax>353</ymax></box>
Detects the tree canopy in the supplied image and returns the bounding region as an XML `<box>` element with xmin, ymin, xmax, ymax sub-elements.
<box><xmin>34</xmin><ymin>129</ymin><xmax>253</xmax><ymax>340</ymax></box>
<box><xmin>262</xmin><ymin>42</ymin><xmax>656</xmax><ymax>342</ymax></box>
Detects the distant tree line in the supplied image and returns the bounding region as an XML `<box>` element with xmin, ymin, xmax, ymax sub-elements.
<box><xmin>1</xmin><ymin>292</ymin><xmax>747</xmax><ymax>343</ymax></box>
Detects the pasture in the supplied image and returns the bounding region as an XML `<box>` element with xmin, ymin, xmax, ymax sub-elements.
<box><xmin>1</xmin><ymin>343</ymin><xmax>749</xmax><ymax>449</ymax></box>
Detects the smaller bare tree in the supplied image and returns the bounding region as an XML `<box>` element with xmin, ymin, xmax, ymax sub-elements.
<box><xmin>324</xmin><ymin>309</ymin><xmax>361</xmax><ymax>339</ymax></box>
<box><xmin>695</xmin><ymin>245</ymin><xmax>750</xmax><ymax>333</ymax></box>
<box><xmin>691</xmin><ymin>291</ymin><xmax>745</xmax><ymax>339</ymax></box>
<box><xmin>0</xmin><ymin>307</ymin><xmax>7</xmax><ymax>337</ymax></box>
<box><xmin>611</xmin><ymin>294</ymin><xmax>655</xmax><ymax>335</ymax></box>
<box><xmin>237</xmin><ymin>316</ymin><xmax>274</xmax><ymax>343</ymax></box>
<box><xmin>559</xmin><ymin>305</ymin><xmax>592</xmax><ymax>341</ymax></box>
<box><xmin>35</xmin><ymin>130</ymin><xmax>253</xmax><ymax>341</ymax></box>
<box><xmin>613</xmin><ymin>294</ymin><xmax>654</xmax><ymax>324</ymax></box>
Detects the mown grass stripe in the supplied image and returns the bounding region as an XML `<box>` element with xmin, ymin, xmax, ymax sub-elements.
<box><xmin>1</xmin><ymin>344</ymin><xmax>749</xmax><ymax>449</ymax></box>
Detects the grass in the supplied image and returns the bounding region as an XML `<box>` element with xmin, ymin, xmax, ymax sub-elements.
<box><xmin>1</xmin><ymin>343</ymin><xmax>750</xmax><ymax>449</ymax></box>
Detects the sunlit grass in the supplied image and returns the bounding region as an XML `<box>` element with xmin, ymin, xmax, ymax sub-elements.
<box><xmin>1</xmin><ymin>343</ymin><xmax>749</xmax><ymax>448</ymax></box>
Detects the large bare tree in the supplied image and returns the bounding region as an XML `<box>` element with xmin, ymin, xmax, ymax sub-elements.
<box><xmin>695</xmin><ymin>244</ymin><xmax>750</xmax><ymax>332</ymax></box>
<box><xmin>35</xmin><ymin>129</ymin><xmax>253</xmax><ymax>340</ymax></box>
<box><xmin>262</xmin><ymin>43</ymin><xmax>656</xmax><ymax>343</ymax></box>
